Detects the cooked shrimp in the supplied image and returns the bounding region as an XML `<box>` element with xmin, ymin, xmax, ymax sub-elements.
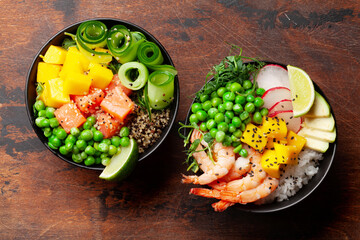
<box><xmin>211</xmin><ymin>200</ymin><xmax>235</xmax><ymax>212</ymax></box>
<box><xmin>182</xmin><ymin>130</ymin><xmax>235</xmax><ymax>185</ymax></box>
<box><xmin>190</xmin><ymin>176</ymin><xmax>279</xmax><ymax>205</ymax></box>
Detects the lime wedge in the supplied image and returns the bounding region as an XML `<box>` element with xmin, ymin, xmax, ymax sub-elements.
<box><xmin>99</xmin><ymin>138</ymin><xmax>138</xmax><ymax>181</ymax></box>
<box><xmin>287</xmin><ymin>65</ymin><xmax>315</xmax><ymax>117</ymax></box>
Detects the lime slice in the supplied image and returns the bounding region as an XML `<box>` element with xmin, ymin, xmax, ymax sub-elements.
<box><xmin>287</xmin><ymin>65</ymin><xmax>315</xmax><ymax>117</ymax></box>
<box><xmin>99</xmin><ymin>138</ymin><xmax>138</xmax><ymax>181</ymax></box>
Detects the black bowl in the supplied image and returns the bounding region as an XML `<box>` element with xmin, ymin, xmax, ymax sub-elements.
<box><xmin>25</xmin><ymin>18</ymin><xmax>179</xmax><ymax>170</ymax></box>
<box><xmin>183</xmin><ymin>61</ymin><xmax>336</xmax><ymax>212</ymax></box>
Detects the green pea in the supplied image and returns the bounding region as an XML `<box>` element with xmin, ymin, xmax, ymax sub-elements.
<box><xmin>210</xmin><ymin>91</ymin><xmax>218</xmax><ymax>99</ymax></box>
<box><xmin>240</xmin><ymin>123</ymin><xmax>246</xmax><ymax>131</ymax></box>
<box><xmin>217</xmin><ymin>87</ymin><xmax>227</xmax><ymax>97</ymax></box>
<box><xmin>235</xmin><ymin>95</ymin><xmax>246</xmax><ymax>105</ymax></box>
<box><xmin>111</xmin><ymin>136</ymin><xmax>121</xmax><ymax>147</ymax></box>
<box><xmin>119</xmin><ymin>127</ymin><xmax>130</xmax><ymax>137</ymax></box>
<box><xmin>206</xmin><ymin>119</ymin><xmax>217</xmax><ymax>130</ymax></box>
<box><xmin>230</xmin><ymin>82</ymin><xmax>242</xmax><ymax>92</ymax></box>
<box><xmin>224</xmin><ymin>116</ymin><xmax>231</xmax><ymax>124</ymax></box>
<box><xmin>120</xmin><ymin>137</ymin><xmax>130</xmax><ymax>147</ymax></box>
<box><xmin>45</xmin><ymin>107</ymin><xmax>56</xmax><ymax>119</ymax></box>
<box><xmin>72</xmin><ymin>145</ymin><xmax>80</xmax><ymax>154</ymax></box>
<box><xmin>211</xmin><ymin>97</ymin><xmax>222</xmax><ymax>107</ymax></box>
<box><xmin>225</xmin><ymin>82</ymin><xmax>233</xmax><ymax>91</ymax></box>
<box><xmin>70</xmin><ymin>127</ymin><xmax>80</xmax><ymax>137</ymax></box>
<box><xmin>95</xmin><ymin>157</ymin><xmax>102</xmax><ymax>165</ymax></box>
<box><xmin>233</xmin><ymin>129</ymin><xmax>243</xmax><ymax>138</ymax></box>
<box><xmin>80</xmin><ymin>152</ymin><xmax>88</xmax><ymax>160</ymax></box>
<box><xmin>80</xmin><ymin>130</ymin><xmax>93</xmax><ymax>141</ymax></box>
<box><xmin>224</xmin><ymin>101</ymin><xmax>233</xmax><ymax>111</ymax></box>
<box><xmin>59</xmin><ymin>145</ymin><xmax>69</xmax><ymax>155</ymax></box>
<box><xmin>223</xmin><ymin>92</ymin><xmax>236</xmax><ymax>102</ymax></box>
<box><xmin>210</xmin><ymin>128</ymin><xmax>218</xmax><ymax>138</ymax></box>
<box><xmin>72</xmin><ymin>153</ymin><xmax>83</xmax><ymax>163</ymax></box>
<box><xmin>214</xmin><ymin>113</ymin><xmax>225</xmax><ymax>123</ymax></box>
<box><xmin>207</xmin><ymin>108</ymin><xmax>219</xmax><ymax>119</ymax></box>
<box><xmin>243</xmin><ymin>80</ymin><xmax>252</xmax><ymax>90</ymax></box>
<box><xmin>91</xmin><ymin>126</ymin><xmax>97</xmax><ymax>133</ymax></box>
<box><xmin>196</xmin><ymin>110</ymin><xmax>208</xmax><ymax>122</ymax></box>
<box><xmin>93</xmin><ymin>130</ymin><xmax>104</xmax><ymax>142</ymax></box>
<box><xmin>260</xmin><ymin>108</ymin><xmax>269</xmax><ymax>116</ymax></box>
<box><xmin>202</xmin><ymin>101</ymin><xmax>212</xmax><ymax>112</ymax></box>
<box><xmin>232</xmin><ymin>141</ymin><xmax>241</xmax><ymax>147</ymax></box>
<box><xmin>100</xmin><ymin>153</ymin><xmax>109</xmax><ymax>159</ymax></box>
<box><xmin>246</xmin><ymin>95</ymin><xmax>255</xmax><ymax>103</ymax></box>
<box><xmin>189</xmin><ymin>114</ymin><xmax>199</xmax><ymax>124</ymax></box>
<box><xmin>253</xmin><ymin>112</ymin><xmax>263</xmax><ymax>124</ymax></box>
<box><xmin>34</xmin><ymin>100</ymin><xmax>46</xmax><ymax>111</ymax></box>
<box><xmin>85</xmin><ymin>145</ymin><xmax>96</xmax><ymax>155</ymax></box>
<box><xmin>218</xmin><ymin>104</ymin><xmax>226</xmax><ymax>113</ymax></box>
<box><xmin>84</xmin><ymin>156</ymin><xmax>95</xmax><ymax>166</ymax></box>
<box><xmin>245</xmin><ymin>102</ymin><xmax>255</xmax><ymax>113</ymax></box>
<box><xmin>245</xmin><ymin>89</ymin><xmax>254</xmax><ymax>95</ymax></box>
<box><xmin>199</xmin><ymin>122</ymin><xmax>208</xmax><ymax>132</ymax></box>
<box><xmin>65</xmin><ymin>134</ymin><xmax>77</xmax><ymax>145</ymax></box>
<box><xmin>101</xmin><ymin>139</ymin><xmax>111</xmax><ymax>145</ymax></box>
<box><xmin>82</xmin><ymin>121</ymin><xmax>91</xmax><ymax>130</ymax></box>
<box><xmin>243</xmin><ymin>117</ymin><xmax>251</xmax><ymax>125</ymax></box>
<box><xmin>43</xmin><ymin>127</ymin><xmax>52</xmax><ymax>138</ymax></box>
<box><xmin>35</xmin><ymin>117</ymin><xmax>45</xmax><ymax>128</ymax></box>
<box><xmin>64</xmin><ymin>142</ymin><xmax>74</xmax><ymax>152</ymax></box>
<box><xmin>40</xmin><ymin>118</ymin><xmax>50</xmax><ymax>128</ymax></box>
<box><xmin>239</xmin><ymin>148</ymin><xmax>248</xmax><ymax>157</ymax></box>
<box><xmin>49</xmin><ymin>136</ymin><xmax>62</xmax><ymax>147</ymax></box>
<box><xmin>191</xmin><ymin>103</ymin><xmax>202</xmax><ymax>113</ymax></box>
<box><xmin>231</xmin><ymin>135</ymin><xmax>240</xmax><ymax>143</ymax></box>
<box><xmin>55</xmin><ymin>128</ymin><xmax>67</xmax><ymax>140</ymax></box>
<box><xmin>101</xmin><ymin>157</ymin><xmax>111</xmax><ymax>166</ymax></box>
<box><xmin>87</xmin><ymin>116</ymin><xmax>96</xmax><ymax>125</ymax></box>
<box><xmin>232</xmin><ymin>117</ymin><xmax>242</xmax><ymax>128</ymax></box>
<box><xmin>76</xmin><ymin>139</ymin><xmax>87</xmax><ymax>151</ymax></box>
<box><xmin>215</xmin><ymin>131</ymin><xmax>225</xmax><ymax>143</ymax></box>
<box><xmin>199</xmin><ymin>94</ymin><xmax>209</xmax><ymax>103</ymax></box>
<box><xmin>225</xmin><ymin>111</ymin><xmax>234</xmax><ymax>119</ymax></box>
<box><xmin>38</xmin><ymin>110</ymin><xmax>46</xmax><ymax>118</ymax></box>
<box><xmin>240</xmin><ymin>111</ymin><xmax>249</xmax><ymax>121</ymax></box>
<box><xmin>48</xmin><ymin>142</ymin><xmax>58</xmax><ymax>150</ymax></box>
<box><xmin>233</xmin><ymin>144</ymin><xmax>243</xmax><ymax>153</ymax></box>
<box><xmin>98</xmin><ymin>142</ymin><xmax>109</xmax><ymax>152</ymax></box>
<box><xmin>256</xmin><ymin>88</ymin><xmax>266</xmax><ymax>97</ymax></box>
<box><xmin>223</xmin><ymin>135</ymin><xmax>232</xmax><ymax>146</ymax></box>
<box><xmin>217</xmin><ymin>122</ymin><xmax>229</xmax><ymax>133</ymax></box>
<box><xmin>254</xmin><ymin>97</ymin><xmax>264</xmax><ymax>107</ymax></box>
<box><xmin>49</xmin><ymin>118</ymin><xmax>59</xmax><ymax>128</ymax></box>
<box><xmin>94</xmin><ymin>149</ymin><xmax>102</xmax><ymax>157</ymax></box>
<box><xmin>108</xmin><ymin>145</ymin><xmax>118</xmax><ymax>156</ymax></box>
<box><xmin>228</xmin><ymin>124</ymin><xmax>236</xmax><ymax>133</ymax></box>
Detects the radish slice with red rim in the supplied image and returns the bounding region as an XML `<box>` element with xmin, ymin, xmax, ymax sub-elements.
<box><xmin>256</xmin><ymin>64</ymin><xmax>290</xmax><ymax>91</ymax></box>
<box><xmin>268</xmin><ymin>99</ymin><xmax>293</xmax><ymax>116</ymax></box>
<box><xmin>261</xmin><ymin>87</ymin><xmax>291</xmax><ymax>110</ymax></box>
<box><xmin>269</xmin><ymin>110</ymin><xmax>303</xmax><ymax>133</ymax></box>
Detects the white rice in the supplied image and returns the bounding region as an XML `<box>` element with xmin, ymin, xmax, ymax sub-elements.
<box><xmin>258</xmin><ymin>148</ymin><xmax>324</xmax><ymax>204</ymax></box>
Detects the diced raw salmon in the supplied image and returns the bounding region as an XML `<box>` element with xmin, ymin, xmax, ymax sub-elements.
<box><xmin>73</xmin><ymin>87</ymin><xmax>105</xmax><ymax>115</ymax></box>
<box><xmin>96</xmin><ymin>111</ymin><xmax>122</xmax><ymax>138</ymax></box>
<box><xmin>107</xmin><ymin>74</ymin><xmax>132</xmax><ymax>96</ymax></box>
<box><xmin>54</xmin><ymin>102</ymin><xmax>86</xmax><ymax>133</ymax></box>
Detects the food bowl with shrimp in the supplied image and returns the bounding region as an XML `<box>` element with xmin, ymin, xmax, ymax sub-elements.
<box><xmin>180</xmin><ymin>51</ymin><xmax>336</xmax><ymax>212</ymax></box>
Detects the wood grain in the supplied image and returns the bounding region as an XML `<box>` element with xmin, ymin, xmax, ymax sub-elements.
<box><xmin>0</xmin><ymin>0</ymin><xmax>359</xmax><ymax>239</ymax></box>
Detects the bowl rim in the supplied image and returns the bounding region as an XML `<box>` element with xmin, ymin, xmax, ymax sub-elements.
<box><xmin>183</xmin><ymin>61</ymin><xmax>337</xmax><ymax>212</ymax></box>
<box><xmin>25</xmin><ymin>18</ymin><xmax>179</xmax><ymax>170</ymax></box>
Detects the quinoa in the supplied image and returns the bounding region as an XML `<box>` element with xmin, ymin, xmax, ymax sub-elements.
<box><xmin>127</xmin><ymin>106</ymin><xmax>171</xmax><ymax>153</ymax></box>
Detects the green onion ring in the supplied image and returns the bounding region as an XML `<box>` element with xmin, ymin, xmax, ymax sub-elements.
<box><xmin>147</xmin><ymin>70</ymin><xmax>175</xmax><ymax>110</ymax></box>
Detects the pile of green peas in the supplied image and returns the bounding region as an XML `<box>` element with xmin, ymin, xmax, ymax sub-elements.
<box><xmin>189</xmin><ymin>80</ymin><xmax>268</xmax><ymax>157</ymax></box>
<box><xmin>33</xmin><ymin>100</ymin><xmax>131</xmax><ymax>167</ymax></box>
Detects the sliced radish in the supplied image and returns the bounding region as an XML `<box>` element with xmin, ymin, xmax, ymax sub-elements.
<box><xmin>269</xmin><ymin>110</ymin><xmax>303</xmax><ymax>133</ymax></box>
<box><xmin>255</xmin><ymin>64</ymin><xmax>290</xmax><ymax>91</ymax></box>
<box><xmin>268</xmin><ymin>99</ymin><xmax>293</xmax><ymax>116</ymax></box>
<box><xmin>261</xmin><ymin>87</ymin><xmax>291</xmax><ymax>110</ymax></box>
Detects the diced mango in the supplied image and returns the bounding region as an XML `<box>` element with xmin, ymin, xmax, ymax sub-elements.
<box><xmin>274</xmin><ymin>143</ymin><xmax>298</xmax><ymax>165</ymax></box>
<box><xmin>36</xmin><ymin>62</ymin><xmax>61</xmax><ymax>84</ymax></box>
<box><xmin>59</xmin><ymin>46</ymin><xmax>89</xmax><ymax>80</ymax></box>
<box><xmin>40</xmin><ymin>78</ymin><xmax>70</xmax><ymax>108</ymax></box>
<box><xmin>240</xmin><ymin>123</ymin><xmax>267</xmax><ymax>153</ymax></box>
<box><xmin>64</xmin><ymin>72</ymin><xmax>92</xmax><ymax>95</ymax></box>
<box><xmin>88</xmin><ymin>63</ymin><xmax>114</xmax><ymax>89</ymax></box>
<box><xmin>43</xmin><ymin>45</ymin><xmax>68</xmax><ymax>65</ymax></box>
<box><xmin>287</xmin><ymin>130</ymin><xmax>307</xmax><ymax>160</ymax></box>
<box><xmin>260</xmin><ymin>116</ymin><xmax>287</xmax><ymax>139</ymax></box>
<box><xmin>260</xmin><ymin>150</ymin><xmax>281</xmax><ymax>178</ymax></box>
<box><xmin>265</xmin><ymin>136</ymin><xmax>287</xmax><ymax>150</ymax></box>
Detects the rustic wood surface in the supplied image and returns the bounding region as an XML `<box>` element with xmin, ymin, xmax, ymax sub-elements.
<box><xmin>0</xmin><ymin>0</ymin><xmax>359</xmax><ymax>239</ymax></box>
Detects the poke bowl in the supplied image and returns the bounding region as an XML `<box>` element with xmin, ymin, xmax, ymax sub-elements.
<box><xmin>180</xmin><ymin>53</ymin><xmax>336</xmax><ymax>212</ymax></box>
<box><xmin>25</xmin><ymin>18</ymin><xmax>179</xmax><ymax>173</ymax></box>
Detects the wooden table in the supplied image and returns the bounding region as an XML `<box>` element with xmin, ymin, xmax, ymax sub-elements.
<box><xmin>1</xmin><ymin>0</ymin><xmax>359</xmax><ymax>239</ymax></box>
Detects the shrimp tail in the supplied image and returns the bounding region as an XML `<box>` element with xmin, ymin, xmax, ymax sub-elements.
<box><xmin>212</xmin><ymin>200</ymin><xmax>235</xmax><ymax>212</ymax></box>
<box><xmin>190</xmin><ymin>188</ymin><xmax>222</xmax><ymax>199</ymax></box>
<box><xmin>181</xmin><ymin>174</ymin><xmax>199</xmax><ymax>184</ymax></box>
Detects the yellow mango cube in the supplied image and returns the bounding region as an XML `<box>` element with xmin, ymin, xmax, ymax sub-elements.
<box><xmin>287</xmin><ymin>130</ymin><xmax>306</xmax><ymax>159</ymax></box>
<box><xmin>43</xmin><ymin>45</ymin><xmax>68</xmax><ymax>65</ymax></box>
<box><xmin>36</xmin><ymin>62</ymin><xmax>61</xmax><ymax>84</ymax></box>
<box><xmin>64</xmin><ymin>72</ymin><xmax>91</xmax><ymax>95</ymax></box>
<box><xmin>260</xmin><ymin>116</ymin><xmax>287</xmax><ymax>139</ymax></box>
<box><xmin>88</xmin><ymin>63</ymin><xmax>114</xmax><ymax>89</ymax></box>
<box><xmin>240</xmin><ymin>123</ymin><xmax>267</xmax><ymax>153</ymax></box>
<box><xmin>40</xmin><ymin>78</ymin><xmax>70</xmax><ymax>108</ymax></box>
<box><xmin>59</xmin><ymin>46</ymin><xmax>90</xmax><ymax>80</ymax></box>
<box><xmin>260</xmin><ymin>150</ymin><xmax>281</xmax><ymax>178</ymax></box>
<box><xmin>274</xmin><ymin>143</ymin><xmax>298</xmax><ymax>165</ymax></box>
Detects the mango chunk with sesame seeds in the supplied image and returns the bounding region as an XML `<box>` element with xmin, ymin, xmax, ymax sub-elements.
<box><xmin>39</xmin><ymin>78</ymin><xmax>70</xmax><ymax>108</ymax></box>
<box><xmin>286</xmin><ymin>130</ymin><xmax>307</xmax><ymax>162</ymax></box>
<box><xmin>260</xmin><ymin>116</ymin><xmax>287</xmax><ymax>139</ymax></box>
<box><xmin>265</xmin><ymin>136</ymin><xmax>288</xmax><ymax>150</ymax></box>
<box><xmin>260</xmin><ymin>150</ymin><xmax>281</xmax><ymax>178</ymax></box>
<box><xmin>240</xmin><ymin>123</ymin><xmax>267</xmax><ymax>153</ymax></box>
<box><xmin>43</xmin><ymin>45</ymin><xmax>68</xmax><ymax>65</ymax></box>
<box><xmin>64</xmin><ymin>72</ymin><xmax>92</xmax><ymax>95</ymax></box>
<box><xmin>88</xmin><ymin>63</ymin><xmax>114</xmax><ymax>89</ymax></box>
<box><xmin>274</xmin><ymin>143</ymin><xmax>298</xmax><ymax>165</ymax></box>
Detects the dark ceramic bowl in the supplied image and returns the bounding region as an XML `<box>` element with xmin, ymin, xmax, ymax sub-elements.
<box><xmin>25</xmin><ymin>18</ymin><xmax>179</xmax><ymax>170</ymax></box>
<box><xmin>184</xmin><ymin>62</ymin><xmax>336</xmax><ymax>212</ymax></box>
